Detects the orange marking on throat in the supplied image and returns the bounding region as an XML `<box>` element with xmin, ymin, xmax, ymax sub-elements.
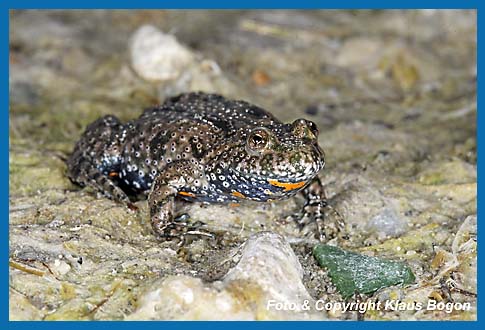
<box><xmin>229</xmin><ymin>203</ymin><xmax>240</xmax><ymax>208</ymax></box>
<box><xmin>178</xmin><ymin>191</ymin><xmax>196</xmax><ymax>198</ymax></box>
<box><xmin>231</xmin><ymin>191</ymin><xmax>246</xmax><ymax>199</ymax></box>
<box><xmin>109</xmin><ymin>172</ymin><xmax>118</xmax><ymax>177</ymax></box>
<box><xmin>268</xmin><ymin>179</ymin><xmax>306</xmax><ymax>191</ymax></box>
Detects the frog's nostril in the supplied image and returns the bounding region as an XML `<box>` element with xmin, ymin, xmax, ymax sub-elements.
<box><xmin>292</xmin><ymin>118</ymin><xmax>319</xmax><ymax>140</ymax></box>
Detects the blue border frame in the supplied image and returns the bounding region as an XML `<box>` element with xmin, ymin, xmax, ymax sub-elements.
<box><xmin>4</xmin><ymin>1</ymin><xmax>481</xmax><ymax>329</ymax></box>
<box><xmin>2</xmin><ymin>0</ymin><xmax>481</xmax><ymax>9</ymax></box>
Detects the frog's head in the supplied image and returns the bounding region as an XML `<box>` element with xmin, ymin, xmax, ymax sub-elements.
<box><xmin>233</xmin><ymin>118</ymin><xmax>325</xmax><ymax>198</ymax></box>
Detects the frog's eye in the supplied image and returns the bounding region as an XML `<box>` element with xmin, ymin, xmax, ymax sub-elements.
<box><xmin>248</xmin><ymin>128</ymin><xmax>270</xmax><ymax>151</ymax></box>
<box><xmin>251</xmin><ymin>133</ymin><xmax>265</xmax><ymax>145</ymax></box>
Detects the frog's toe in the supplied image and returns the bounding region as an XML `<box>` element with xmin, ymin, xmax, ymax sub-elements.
<box><xmin>153</xmin><ymin>214</ymin><xmax>210</xmax><ymax>244</ymax></box>
<box><xmin>289</xmin><ymin>204</ymin><xmax>328</xmax><ymax>241</ymax></box>
<box><xmin>288</xmin><ymin>212</ymin><xmax>311</xmax><ymax>231</ymax></box>
<box><xmin>177</xmin><ymin>229</ymin><xmax>215</xmax><ymax>247</ymax></box>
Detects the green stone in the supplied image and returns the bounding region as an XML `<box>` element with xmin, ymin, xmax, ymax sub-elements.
<box><xmin>313</xmin><ymin>245</ymin><xmax>415</xmax><ymax>299</ymax></box>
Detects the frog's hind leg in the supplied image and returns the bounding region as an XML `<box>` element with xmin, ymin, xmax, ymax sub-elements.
<box><xmin>67</xmin><ymin>115</ymin><xmax>133</xmax><ymax>207</ymax></box>
<box><xmin>70</xmin><ymin>158</ymin><xmax>133</xmax><ymax>206</ymax></box>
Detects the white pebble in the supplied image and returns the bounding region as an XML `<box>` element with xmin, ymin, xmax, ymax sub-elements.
<box><xmin>130</xmin><ymin>25</ymin><xmax>194</xmax><ymax>81</ymax></box>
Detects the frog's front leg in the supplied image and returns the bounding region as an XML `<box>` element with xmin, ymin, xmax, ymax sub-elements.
<box><xmin>295</xmin><ymin>176</ymin><xmax>344</xmax><ymax>241</ymax></box>
<box><xmin>148</xmin><ymin>161</ymin><xmax>211</xmax><ymax>243</ymax></box>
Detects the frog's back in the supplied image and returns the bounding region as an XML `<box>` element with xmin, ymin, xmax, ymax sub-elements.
<box><xmin>140</xmin><ymin>92</ymin><xmax>281</xmax><ymax>134</ymax></box>
<box><xmin>103</xmin><ymin>93</ymin><xmax>279</xmax><ymax>196</ymax></box>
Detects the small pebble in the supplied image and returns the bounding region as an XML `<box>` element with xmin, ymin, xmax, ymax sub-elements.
<box><xmin>130</xmin><ymin>25</ymin><xmax>194</xmax><ymax>81</ymax></box>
